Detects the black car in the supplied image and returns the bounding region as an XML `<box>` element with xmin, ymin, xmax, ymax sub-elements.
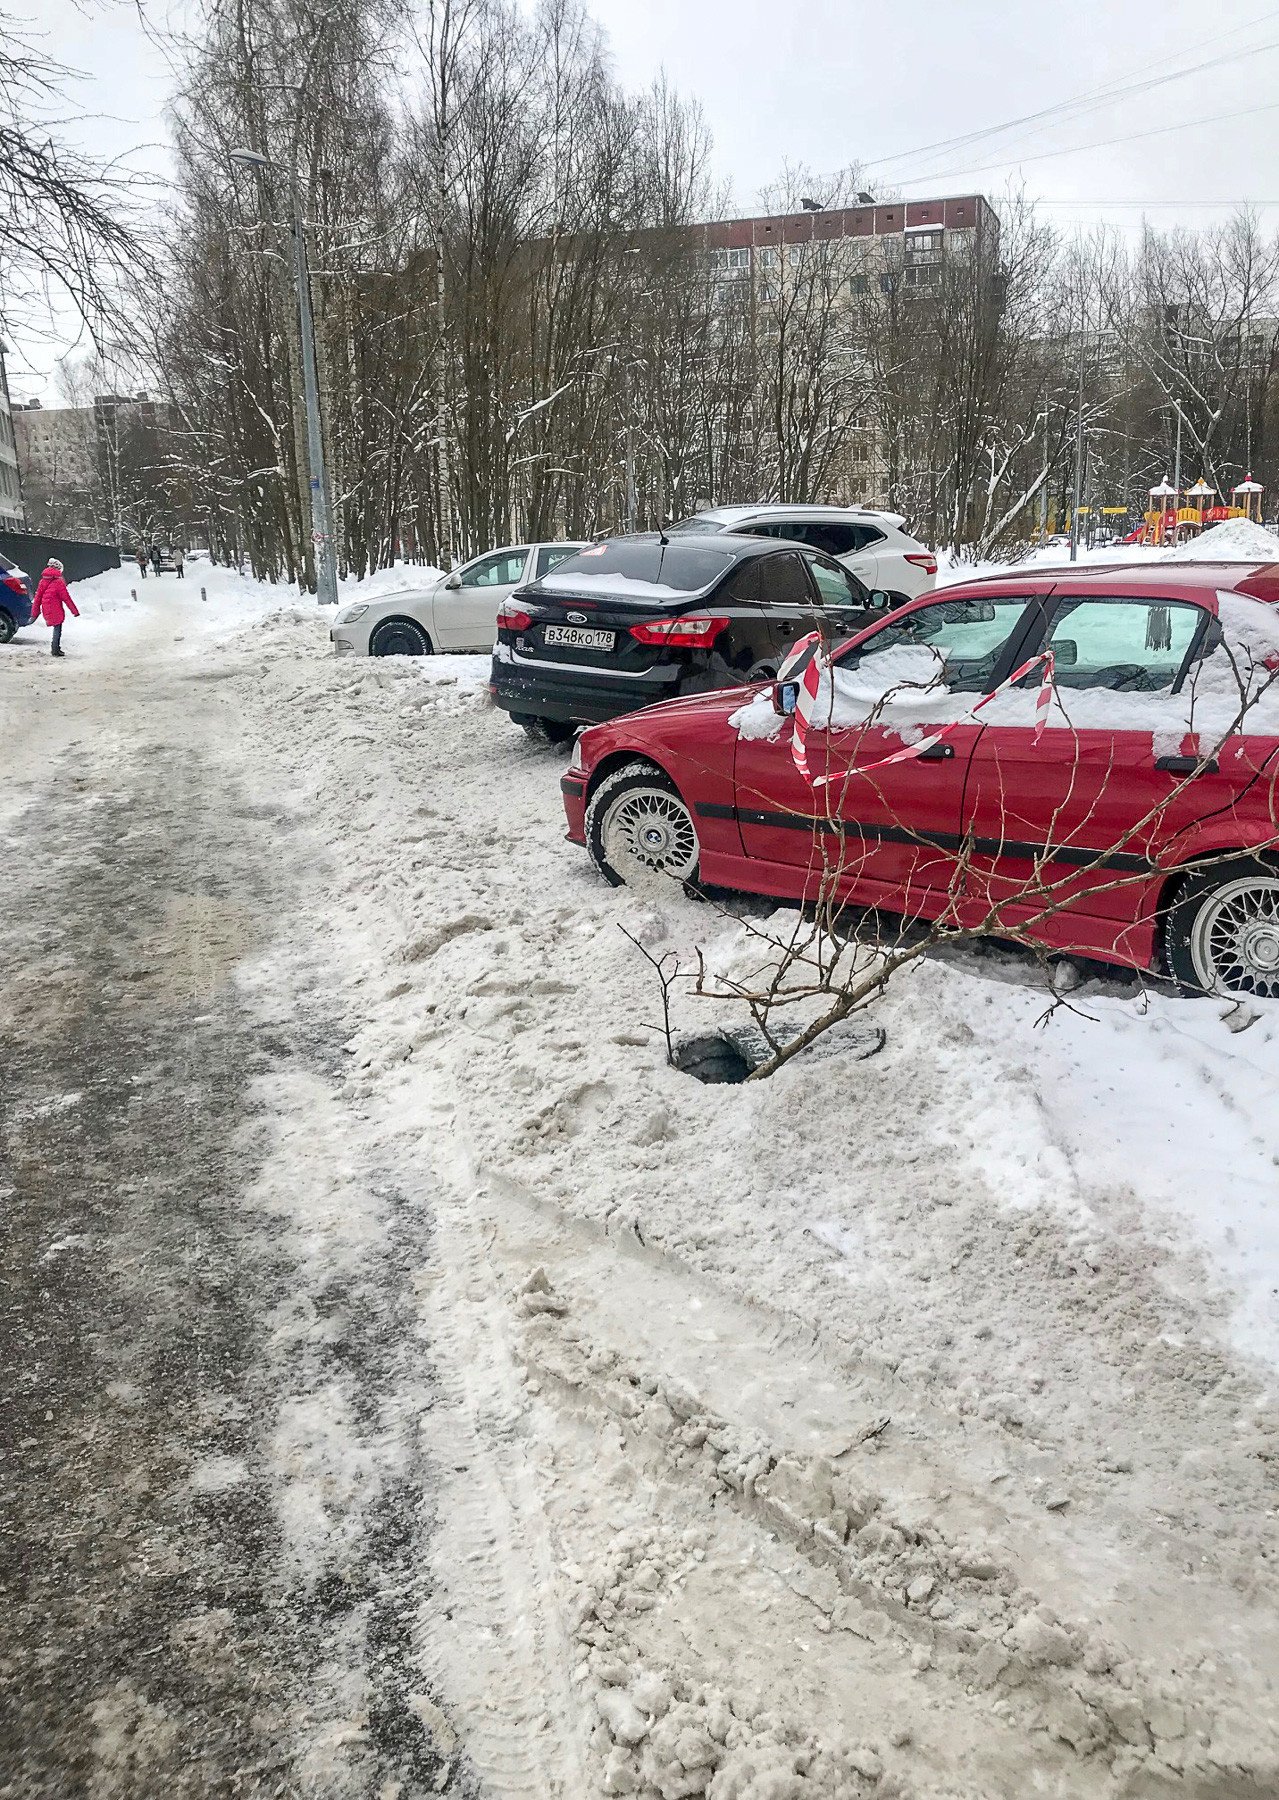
<box><xmin>490</xmin><ymin>532</ymin><xmax>885</xmax><ymax>742</ymax></box>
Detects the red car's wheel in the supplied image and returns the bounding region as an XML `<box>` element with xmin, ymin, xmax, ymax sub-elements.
<box><xmin>1164</xmin><ymin>857</ymin><xmax>1279</xmax><ymax>997</ymax></box>
<box><xmin>585</xmin><ymin>761</ymin><xmax>700</xmax><ymax>889</ymax></box>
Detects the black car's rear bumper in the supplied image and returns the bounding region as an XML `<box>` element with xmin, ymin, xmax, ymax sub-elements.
<box><xmin>490</xmin><ymin>655</ymin><xmax>682</xmax><ymax>724</ymax></box>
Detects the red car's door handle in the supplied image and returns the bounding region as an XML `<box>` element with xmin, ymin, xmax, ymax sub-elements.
<box><xmin>1155</xmin><ymin>754</ymin><xmax>1219</xmax><ymax>775</ymax></box>
<box><xmin>916</xmin><ymin>742</ymin><xmax>955</xmax><ymax>760</ymax></box>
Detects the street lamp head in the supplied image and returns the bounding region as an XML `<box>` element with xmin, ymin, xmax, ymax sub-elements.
<box><xmin>229</xmin><ymin>148</ymin><xmax>275</xmax><ymax>171</ymax></box>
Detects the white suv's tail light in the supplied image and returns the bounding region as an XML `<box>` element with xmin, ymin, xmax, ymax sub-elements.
<box><xmin>904</xmin><ymin>553</ymin><xmax>938</xmax><ymax>576</ymax></box>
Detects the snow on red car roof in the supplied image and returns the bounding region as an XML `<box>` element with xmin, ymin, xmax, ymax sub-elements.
<box><xmin>940</xmin><ymin>560</ymin><xmax>1279</xmax><ymax>608</ymax></box>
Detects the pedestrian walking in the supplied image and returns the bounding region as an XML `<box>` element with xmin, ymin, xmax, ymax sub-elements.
<box><xmin>173</xmin><ymin>547</ymin><xmax>185</xmax><ymax>579</ymax></box>
<box><xmin>149</xmin><ymin>542</ymin><xmax>162</xmax><ymax>577</ymax></box>
<box><xmin>31</xmin><ymin>559</ymin><xmax>79</xmax><ymax>658</ymax></box>
<box><xmin>136</xmin><ymin>548</ymin><xmax>147</xmax><ymax>580</ymax></box>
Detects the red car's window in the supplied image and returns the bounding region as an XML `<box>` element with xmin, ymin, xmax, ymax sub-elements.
<box><xmin>838</xmin><ymin>595</ymin><xmax>1031</xmax><ymax>694</ymax></box>
<box><xmin>1041</xmin><ymin>597</ymin><xmax>1205</xmax><ymax>694</ymax></box>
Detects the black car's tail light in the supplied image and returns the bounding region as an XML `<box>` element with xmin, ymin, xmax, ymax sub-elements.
<box><xmin>496</xmin><ymin>602</ymin><xmax>532</xmax><ymax>631</ymax></box>
<box><xmin>628</xmin><ymin>614</ymin><xmax>729</xmax><ymax>648</ymax></box>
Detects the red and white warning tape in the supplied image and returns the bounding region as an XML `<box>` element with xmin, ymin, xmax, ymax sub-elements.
<box><xmin>790</xmin><ymin>634</ymin><xmax>1057</xmax><ymax>785</ymax></box>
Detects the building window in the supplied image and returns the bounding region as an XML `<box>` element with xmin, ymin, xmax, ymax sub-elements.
<box><xmin>850</xmin><ymin>274</ymin><xmax>868</xmax><ymax>295</ymax></box>
<box><xmin>710</xmin><ymin>246</ymin><xmax>749</xmax><ymax>275</ymax></box>
<box><xmin>756</xmin><ymin>246</ymin><xmax>777</xmax><ymax>268</ymax></box>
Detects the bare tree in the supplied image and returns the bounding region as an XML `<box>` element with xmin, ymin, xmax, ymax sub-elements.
<box><xmin>1110</xmin><ymin>212</ymin><xmax>1279</xmax><ymax>495</ymax></box>
<box><xmin>0</xmin><ymin>13</ymin><xmax>149</xmax><ymax>345</ymax></box>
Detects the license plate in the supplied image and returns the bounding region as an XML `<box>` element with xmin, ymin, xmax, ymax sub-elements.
<box><xmin>544</xmin><ymin>624</ymin><xmax>614</xmax><ymax>650</ymax></box>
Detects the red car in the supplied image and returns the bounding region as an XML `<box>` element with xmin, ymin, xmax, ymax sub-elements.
<box><xmin>561</xmin><ymin>561</ymin><xmax>1279</xmax><ymax>996</ymax></box>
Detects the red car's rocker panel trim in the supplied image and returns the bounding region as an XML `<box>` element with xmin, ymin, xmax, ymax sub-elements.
<box><xmin>693</xmin><ymin>800</ymin><xmax>1155</xmax><ymax>874</ymax></box>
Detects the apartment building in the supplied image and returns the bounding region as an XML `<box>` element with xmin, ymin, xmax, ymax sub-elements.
<box><xmin>14</xmin><ymin>390</ymin><xmax>173</xmax><ymax>538</ymax></box>
<box><xmin>698</xmin><ymin>196</ymin><xmax>997</xmax><ymax>507</ymax></box>
<box><xmin>0</xmin><ymin>341</ymin><xmax>25</xmax><ymax>531</ymax></box>
<box><xmin>699</xmin><ymin>193</ymin><xmax>995</xmax><ymax>264</ymax></box>
<box><xmin>13</xmin><ymin>400</ymin><xmax>98</xmax><ymax>531</ymax></box>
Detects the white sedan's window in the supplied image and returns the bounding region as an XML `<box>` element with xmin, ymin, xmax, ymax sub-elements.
<box><xmin>461</xmin><ymin>549</ymin><xmax>530</xmax><ymax>588</ymax></box>
<box><xmin>536</xmin><ymin>545</ymin><xmax>578</xmax><ymax>579</ymax></box>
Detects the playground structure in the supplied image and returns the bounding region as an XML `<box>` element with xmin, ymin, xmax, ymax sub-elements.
<box><xmin>1140</xmin><ymin>474</ymin><xmax>1264</xmax><ymax>545</ymax></box>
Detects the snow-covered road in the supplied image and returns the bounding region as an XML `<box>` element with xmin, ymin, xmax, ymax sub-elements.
<box><xmin>3</xmin><ymin>569</ymin><xmax>1278</xmax><ymax>1798</ymax></box>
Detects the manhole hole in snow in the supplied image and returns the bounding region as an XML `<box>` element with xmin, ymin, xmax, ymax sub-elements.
<box><xmin>672</xmin><ymin>1033</ymin><xmax>753</xmax><ymax>1084</ymax></box>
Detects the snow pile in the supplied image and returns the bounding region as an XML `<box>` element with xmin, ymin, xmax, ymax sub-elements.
<box><xmin>1164</xmin><ymin>516</ymin><xmax>1279</xmax><ymax>561</ymax></box>
<box><xmin>335</xmin><ymin>560</ymin><xmax>444</xmax><ymax>600</ymax></box>
<box><xmin>727</xmin><ymin>692</ymin><xmax>783</xmax><ymax>740</ymax></box>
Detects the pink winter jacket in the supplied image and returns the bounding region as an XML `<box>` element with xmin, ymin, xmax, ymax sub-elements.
<box><xmin>32</xmin><ymin>566</ymin><xmax>79</xmax><ymax>627</ymax></box>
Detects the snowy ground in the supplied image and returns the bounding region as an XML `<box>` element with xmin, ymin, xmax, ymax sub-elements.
<box><xmin>3</xmin><ymin>556</ymin><xmax>1279</xmax><ymax>1799</ymax></box>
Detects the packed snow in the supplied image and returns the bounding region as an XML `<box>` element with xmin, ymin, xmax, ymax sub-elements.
<box><xmin>1162</xmin><ymin>516</ymin><xmax>1279</xmax><ymax>560</ymax></box>
<box><xmin>539</xmin><ymin>570</ymin><xmax>708</xmax><ymax>599</ymax></box>
<box><xmin>7</xmin><ymin>556</ymin><xmax>1279</xmax><ymax>1796</ymax></box>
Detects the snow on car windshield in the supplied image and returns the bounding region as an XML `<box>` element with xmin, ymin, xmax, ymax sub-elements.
<box><xmin>540</xmin><ymin>540</ymin><xmax>736</xmax><ymax>595</ymax></box>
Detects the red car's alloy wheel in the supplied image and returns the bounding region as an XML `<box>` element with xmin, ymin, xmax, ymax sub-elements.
<box><xmin>585</xmin><ymin>762</ymin><xmax>700</xmax><ymax>888</ymax></box>
<box><xmin>1166</xmin><ymin>859</ymin><xmax>1279</xmax><ymax>997</ymax></box>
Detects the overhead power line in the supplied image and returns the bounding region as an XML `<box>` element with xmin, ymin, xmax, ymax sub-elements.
<box><xmin>894</xmin><ymin>96</ymin><xmax>1279</xmax><ymax>189</ymax></box>
<box><xmin>864</xmin><ymin>17</ymin><xmax>1279</xmax><ymax>178</ymax></box>
<box><xmin>1033</xmin><ymin>197</ymin><xmax>1279</xmax><ymax>209</ymax></box>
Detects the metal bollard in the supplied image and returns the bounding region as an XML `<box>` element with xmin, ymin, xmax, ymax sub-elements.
<box><xmin>131</xmin><ymin>587</ymin><xmax>138</xmax><ymax>603</ymax></box>
<box><xmin>201</xmin><ymin>586</ymin><xmax>207</xmax><ymax>603</ymax></box>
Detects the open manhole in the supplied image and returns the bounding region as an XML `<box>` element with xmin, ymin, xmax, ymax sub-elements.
<box><xmin>670</xmin><ymin>1019</ymin><xmax>886</xmax><ymax>1084</ymax></box>
<box><xmin>671</xmin><ymin>1032</ymin><xmax>754</xmax><ymax>1085</ymax></box>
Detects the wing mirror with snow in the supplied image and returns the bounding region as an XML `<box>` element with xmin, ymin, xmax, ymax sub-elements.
<box><xmin>444</xmin><ymin>571</ymin><xmax>462</xmax><ymax>590</ymax></box>
<box><xmin>868</xmin><ymin>589</ymin><xmax>893</xmax><ymax>612</ymax></box>
<box><xmin>772</xmin><ymin>680</ymin><xmax>800</xmax><ymax>716</ymax></box>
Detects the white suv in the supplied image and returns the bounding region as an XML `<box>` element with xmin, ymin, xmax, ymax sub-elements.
<box><xmin>666</xmin><ymin>505</ymin><xmax>936</xmax><ymax>603</ymax></box>
<box><xmin>331</xmin><ymin>540</ymin><xmax>588</xmax><ymax>656</ymax></box>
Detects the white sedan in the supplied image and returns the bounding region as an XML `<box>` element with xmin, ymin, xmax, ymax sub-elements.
<box><xmin>330</xmin><ymin>540</ymin><xmax>588</xmax><ymax>656</ymax></box>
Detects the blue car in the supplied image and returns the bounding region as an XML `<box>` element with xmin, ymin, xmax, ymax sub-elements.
<box><xmin>0</xmin><ymin>551</ymin><xmax>32</xmax><ymax>642</ymax></box>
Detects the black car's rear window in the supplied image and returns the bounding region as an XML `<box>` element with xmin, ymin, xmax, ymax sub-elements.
<box><xmin>540</xmin><ymin>540</ymin><xmax>736</xmax><ymax>594</ymax></box>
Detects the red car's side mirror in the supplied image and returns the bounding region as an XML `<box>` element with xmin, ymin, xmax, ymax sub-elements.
<box><xmin>772</xmin><ymin>680</ymin><xmax>799</xmax><ymax>716</ymax></box>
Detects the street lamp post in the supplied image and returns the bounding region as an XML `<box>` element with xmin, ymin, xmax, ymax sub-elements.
<box><xmin>1069</xmin><ymin>325</ymin><xmax>1084</xmax><ymax>563</ymax></box>
<box><xmin>229</xmin><ymin>148</ymin><xmax>339</xmax><ymax>606</ymax></box>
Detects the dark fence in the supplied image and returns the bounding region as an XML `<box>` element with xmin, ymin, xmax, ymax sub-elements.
<box><xmin>0</xmin><ymin>532</ymin><xmax>120</xmax><ymax>584</ymax></box>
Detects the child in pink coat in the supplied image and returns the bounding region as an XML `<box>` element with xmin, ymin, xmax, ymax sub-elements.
<box><xmin>31</xmin><ymin>560</ymin><xmax>79</xmax><ymax>657</ymax></box>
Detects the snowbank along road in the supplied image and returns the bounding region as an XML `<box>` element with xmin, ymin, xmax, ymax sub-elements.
<box><xmin>2</xmin><ymin>573</ymin><xmax>1278</xmax><ymax>1800</ymax></box>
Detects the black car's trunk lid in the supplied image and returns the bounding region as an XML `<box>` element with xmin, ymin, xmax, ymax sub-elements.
<box><xmin>511</xmin><ymin>587</ymin><xmax>701</xmax><ymax>673</ymax></box>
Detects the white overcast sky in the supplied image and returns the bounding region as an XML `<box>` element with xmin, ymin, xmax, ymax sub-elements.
<box><xmin>9</xmin><ymin>0</ymin><xmax>1279</xmax><ymax>396</ymax></box>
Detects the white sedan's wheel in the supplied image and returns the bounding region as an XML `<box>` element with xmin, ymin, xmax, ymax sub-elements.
<box><xmin>586</xmin><ymin>762</ymin><xmax>700</xmax><ymax>890</ymax></box>
<box><xmin>369</xmin><ymin>617</ymin><xmax>431</xmax><ymax>656</ymax></box>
